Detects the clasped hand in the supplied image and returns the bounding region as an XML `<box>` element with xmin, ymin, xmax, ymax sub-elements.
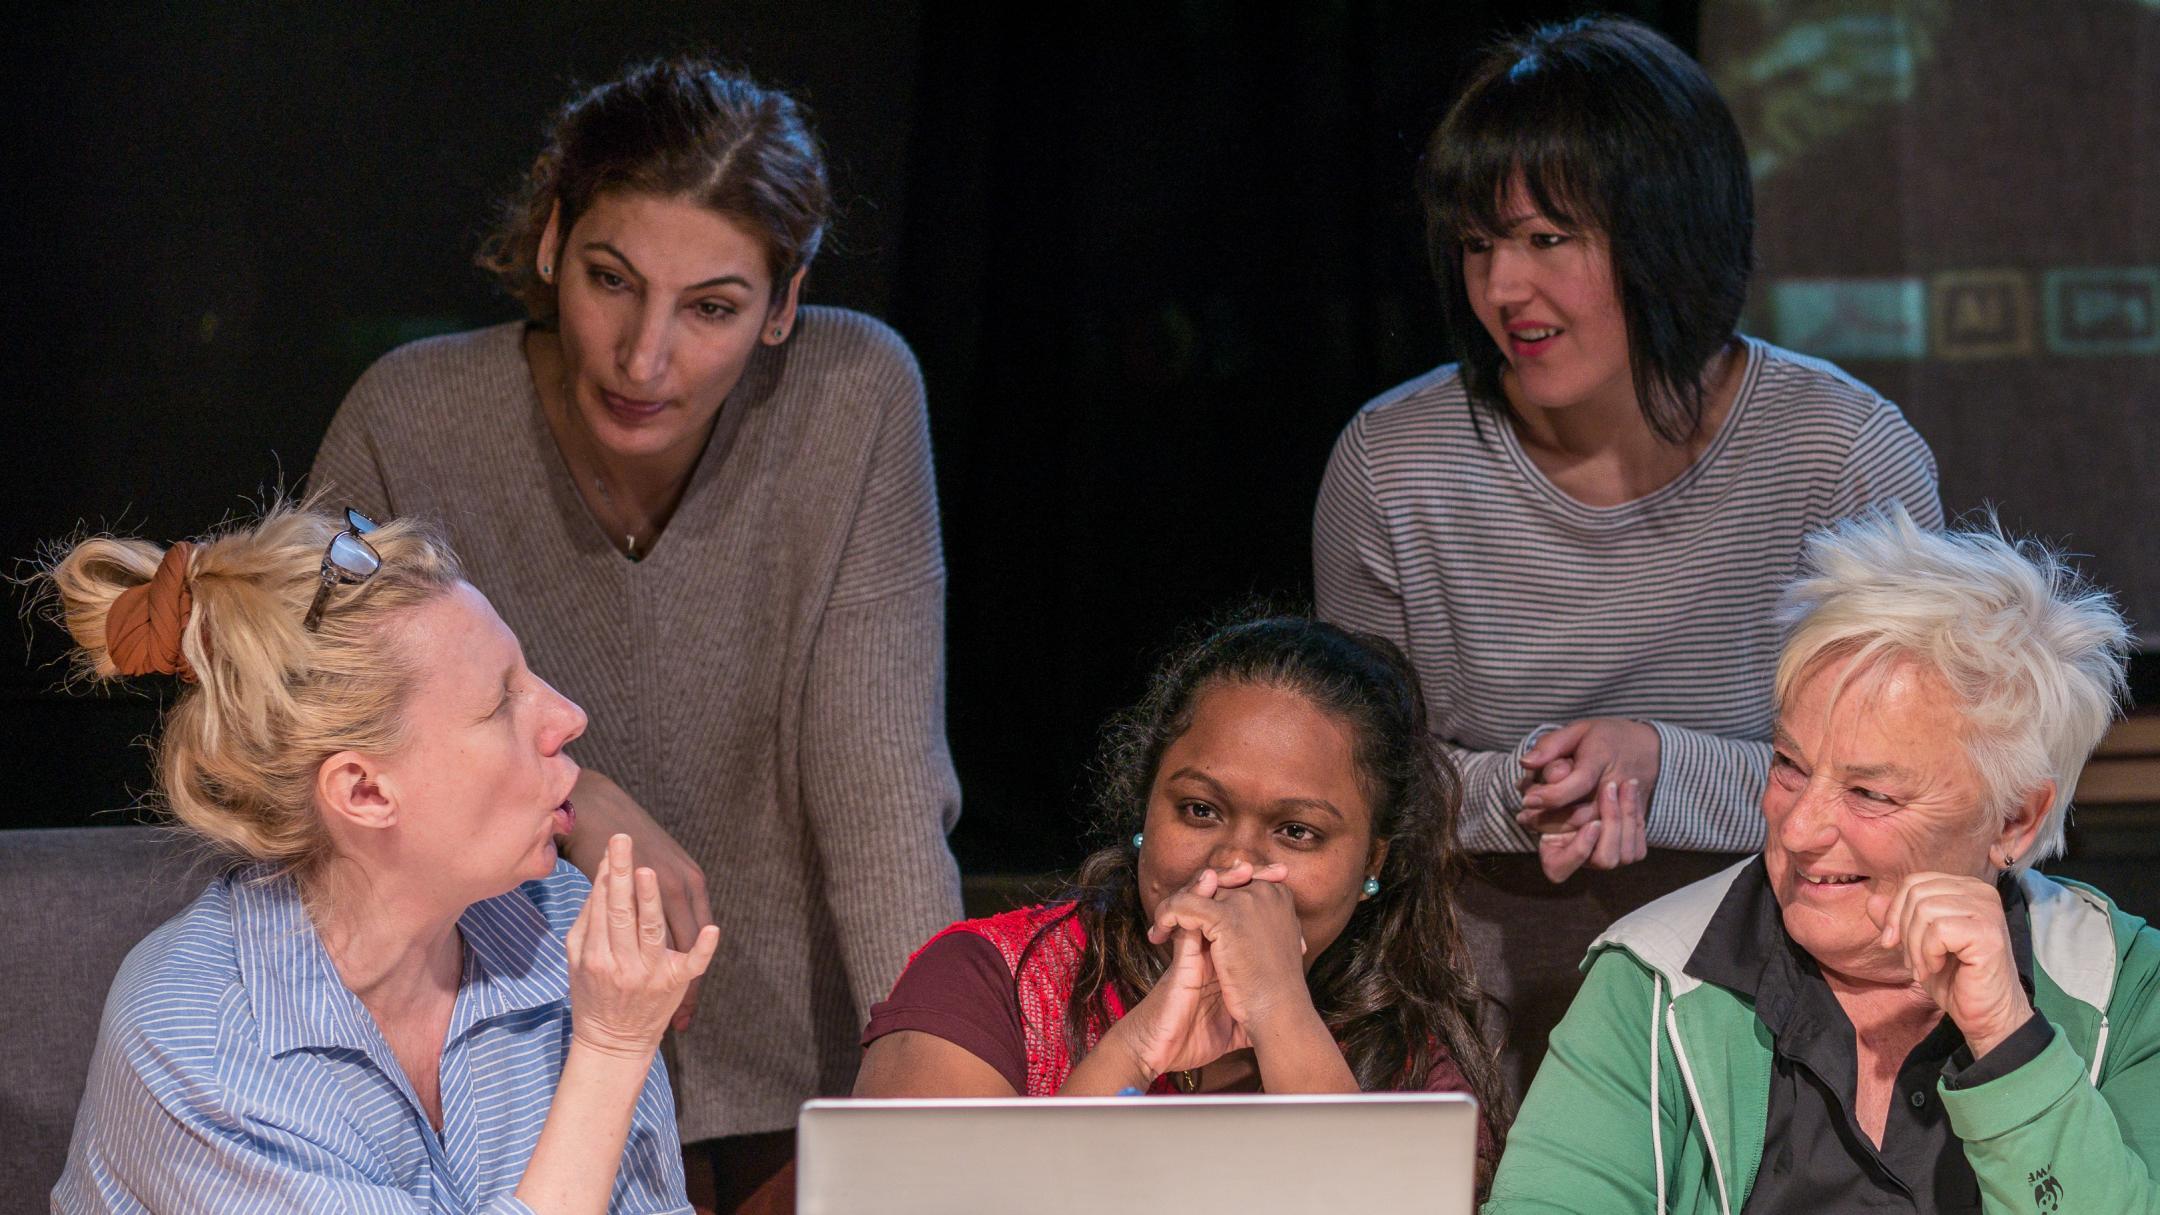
<box><xmin>565</xmin><ymin>834</ymin><xmax>721</xmax><ymax>1060</ymax></box>
<box><xmin>1516</xmin><ymin>717</ymin><xmax>1658</xmax><ymax>882</ymax></box>
<box><xmin>1114</xmin><ymin>861</ymin><xmax>1310</xmax><ymax>1078</ymax></box>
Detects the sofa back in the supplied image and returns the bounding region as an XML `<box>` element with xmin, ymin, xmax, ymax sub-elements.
<box><xmin>0</xmin><ymin>827</ymin><xmax>217</xmax><ymax>1208</ymax></box>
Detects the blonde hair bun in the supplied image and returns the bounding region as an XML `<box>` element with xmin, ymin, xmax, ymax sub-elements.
<box><xmin>38</xmin><ymin>499</ymin><xmax>464</xmax><ymax>873</ymax></box>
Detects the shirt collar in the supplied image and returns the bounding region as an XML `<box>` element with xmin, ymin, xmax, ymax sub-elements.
<box><xmin>232</xmin><ymin>868</ymin><xmax>570</xmax><ymax>1058</ymax></box>
<box><xmin>229</xmin><ymin>868</ymin><xmax>379</xmax><ymax>1058</ymax></box>
<box><xmin>450</xmin><ymin>877</ymin><xmax>572</xmax><ymax>1033</ymax></box>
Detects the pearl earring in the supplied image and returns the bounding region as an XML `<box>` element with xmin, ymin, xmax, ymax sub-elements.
<box><xmin>1361</xmin><ymin>876</ymin><xmax>1381</xmax><ymax>897</ymax></box>
<box><xmin>1131</xmin><ymin>832</ymin><xmax>1144</xmax><ymax>849</ymax></box>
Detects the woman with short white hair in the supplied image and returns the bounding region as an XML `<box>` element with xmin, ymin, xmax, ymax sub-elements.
<box><xmin>1485</xmin><ymin>506</ymin><xmax>2160</xmax><ymax>1213</ymax></box>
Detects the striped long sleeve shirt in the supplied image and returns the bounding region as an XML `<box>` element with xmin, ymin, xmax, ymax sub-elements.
<box><xmin>52</xmin><ymin>861</ymin><xmax>689</xmax><ymax>1214</ymax></box>
<box><xmin>1314</xmin><ymin>338</ymin><xmax>1942</xmax><ymax>854</ymax></box>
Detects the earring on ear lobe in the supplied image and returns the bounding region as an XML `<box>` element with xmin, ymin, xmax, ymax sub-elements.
<box><xmin>539</xmin><ymin>262</ymin><xmax>552</xmax><ymax>281</ymax></box>
<box><xmin>1362</xmin><ymin>876</ymin><xmax>1381</xmax><ymax>897</ymax></box>
<box><xmin>1131</xmin><ymin>832</ymin><xmax>1144</xmax><ymax>849</ymax></box>
<box><xmin>771</xmin><ymin>327</ymin><xmax>785</xmax><ymax>340</ymax></box>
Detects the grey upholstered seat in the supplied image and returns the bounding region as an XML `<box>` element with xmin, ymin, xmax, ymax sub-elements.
<box><xmin>0</xmin><ymin>827</ymin><xmax>219</xmax><ymax>1208</ymax></box>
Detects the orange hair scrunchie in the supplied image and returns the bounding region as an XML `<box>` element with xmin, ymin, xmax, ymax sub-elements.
<box><xmin>106</xmin><ymin>541</ymin><xmax>199</xmax><ymax>682</ymax></box>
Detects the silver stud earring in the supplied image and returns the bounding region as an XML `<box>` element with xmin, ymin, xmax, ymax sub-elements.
<box><xmin>771</xmin><ymin>327</ymin><xmax>785</xmax><ymax>340</ymax></box>
<box><xmin>1131</xmin><ymin>832</ymin><xmax>1144</xmax><ymax>849</ymax></box>
<box><xmin>1361</xmin><ymin>876</ymin><xmax>1381</xmax><ymax>897</ymax></box>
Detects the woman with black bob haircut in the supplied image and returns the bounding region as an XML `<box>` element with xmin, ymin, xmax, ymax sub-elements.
<box><xmin>1426</xmin><ymin>15</ymin><xmax>1752</xmax><ymax>444</ymax></box>
<box><xmin>858</xmin><ymin>616</ymin><xmax>1506</xmax><ymax>1179</ymax></box>
<box><xmin>1313</xmin><ymin>16</ymin><xmax>1940</xmax><ymax>1091</ymax></box>
<box><xmin>314</xmin><ymin>55</ymin><xmax>963</xmax><ymax>1208</ymax></box>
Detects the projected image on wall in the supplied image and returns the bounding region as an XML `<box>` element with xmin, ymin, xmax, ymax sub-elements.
<box><xmin>1704</xmin><ymin>0</ymin><xmax>2159</xmax><ymax>636</ymax></box>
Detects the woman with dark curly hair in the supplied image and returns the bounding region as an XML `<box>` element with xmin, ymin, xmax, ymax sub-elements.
<box><xmin>855</xmin><ymin>616</ymin><xmax>1506</xmax><ymax>1172</ymax></box>
<box><xmin>311</xmin><ymin>56</ymin><xmax>962</xmax><ymax>1205</ymax></box>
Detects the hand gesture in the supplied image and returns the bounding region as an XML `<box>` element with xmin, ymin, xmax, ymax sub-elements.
<box><xmin>1111</xmin><ymin>864</ymin><xmax>1282</xmax><ymax>1077</ymax></box>
<box><xmin>1147</xmin><ymin>861</ymin><xmax>1311</xmax><ymax>1035</ymax></box>
<box><xmin>1871</xmin><ymin>873</ymin><xmax>2033</xmax><ymax>1058</ymax></box>
<box><xmin>1119</xmin><ymin>913</ymin><xmax>1248</xmax><ymax>1077</ymax></box>
<box><xmin>1529</xmin><ymin>777</ymin><xmax>1647</xmax><ymax>883</ymax></box>
<box><xmin>565</xmin><ymin>834</ymin><xmax>721</xmax><ymax>1060</ymax></box>
<box><xmin>1518</xmin><ymin>718</ymin><xmax>1659</xmax><ymax>882</ymax></box>
<box><xmin>561</xmin><ymin>769</ymin><xmax>714</xmax><ymax>1031</ymax></box>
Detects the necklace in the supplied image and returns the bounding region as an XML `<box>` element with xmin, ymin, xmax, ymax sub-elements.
<box><xmin>585</xmin><ymin>472</ymin><xmax>646</xmax><ymax>559</ymax></box>
<box><xmin>528</xmin><ymin>332</ymin><xmax>653</xmax><ymax>560</ymax></box>
<box><xmin>545</xmin><ymin>386</ymin><xmax>651</xmax><ymax>558</ymax></box>
<box><xmin>1175</xmin><ymin>1067</ymin><xmax>1201</xmax><ymax>1093</ymax></box>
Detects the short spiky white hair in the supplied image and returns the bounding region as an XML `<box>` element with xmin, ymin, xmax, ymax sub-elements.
<box><xmin>1774</xmin><ymin>505</ymin><xmax>2131</xmax><ymax>869</ymax></box>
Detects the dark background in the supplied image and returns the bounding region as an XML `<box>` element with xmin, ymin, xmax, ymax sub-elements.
<box><xmin>6</xmin><ymin>2</ymin><xmax>2150</xmax><ymax>878</ymax></box>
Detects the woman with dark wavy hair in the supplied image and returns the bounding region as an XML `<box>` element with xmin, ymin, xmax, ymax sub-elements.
<box><xmin>855</xmin><ymin>616</ymin><xmax>1506</xmax><ymax>1171</ymax></box>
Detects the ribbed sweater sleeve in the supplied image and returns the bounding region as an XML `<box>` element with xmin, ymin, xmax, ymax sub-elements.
<box><xmin>798</xmin><ymin>347</ymin><xmax>965</xmax><ymax>1021</ymax></box>
<box><xmin>309</xmin><ymin>386</ymin><xmax>394</xmax><ymax>522</ymax></box>
<box><xmin>1313</xmin><ymin>415</ymin><xmax>1541</xmax><ymax>853</ymax></box>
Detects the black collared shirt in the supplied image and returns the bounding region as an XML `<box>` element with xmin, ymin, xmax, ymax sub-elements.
<box><xmin>1685</xmin><ymin>858</ymin><xmax>2053</xmax><ymax>1213</ymax></box>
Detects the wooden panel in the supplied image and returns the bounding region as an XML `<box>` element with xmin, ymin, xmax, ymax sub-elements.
<box><xmin>2096</xmin><ymin>713</ymin><xmax>2160</xmax><ymax>758</ymax></box>
<box><xmin>2075</xmin><ymin>757</ymin><xmax>2160</xmax><ymax>804</ymax></box>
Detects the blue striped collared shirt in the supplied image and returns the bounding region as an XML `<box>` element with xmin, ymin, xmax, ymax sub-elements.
<box><xmin>52</xmin><ymin>860</ymin><xmax>691</xmax><ymax>1213</ymax></box>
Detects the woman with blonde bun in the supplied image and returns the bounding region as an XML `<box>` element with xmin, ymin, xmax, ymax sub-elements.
<box><xmin>46</xmin><ymin>501</ymin><xmax>714</xmax><ymax>1215</ymax></box>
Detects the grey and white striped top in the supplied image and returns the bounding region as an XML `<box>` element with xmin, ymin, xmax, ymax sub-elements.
<box><xmin>52</xmin><ymin>862</ymin><xmax>689</xmax><ymax>1213</ymax></box>
<box><xmin>1314</xmin><ymin>337</ymin><xmax>1942</xmax><ymax>854</ymax></box>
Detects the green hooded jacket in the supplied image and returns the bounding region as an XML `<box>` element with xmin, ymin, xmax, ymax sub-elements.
<box><xmin>1484</xmin><ymin>860</ymin><xmax>2160</xmax><ymax>1214</ymax></box>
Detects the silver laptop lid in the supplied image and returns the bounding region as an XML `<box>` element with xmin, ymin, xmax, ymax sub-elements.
<box><xmin>797</xmin><ymin>1093</ymin><xmax>1477</xmax><ymax>1215</ymax></box>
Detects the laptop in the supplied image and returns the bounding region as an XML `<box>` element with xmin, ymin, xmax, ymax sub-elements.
<box><xmin>795</xmin><ymin>1092</ymin><xmax>1479</xmax><ymax>1214</ymax></box>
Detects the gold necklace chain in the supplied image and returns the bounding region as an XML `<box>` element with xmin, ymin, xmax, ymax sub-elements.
<box><xmin>542</xmin><ymin>370</ymin><xmax>652</xmax><ymax>559</ymax></box>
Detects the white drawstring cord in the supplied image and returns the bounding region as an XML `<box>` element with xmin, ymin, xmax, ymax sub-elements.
<box><xmin>1649</xmin><ymin>974</ymin><xmax>1667</xmax><ymax>1215</ymax></box>
<box><xmin>1668</xmin><ymin>1008</ymin><xmax>1733</xmax><ymax>1215</ymax></box>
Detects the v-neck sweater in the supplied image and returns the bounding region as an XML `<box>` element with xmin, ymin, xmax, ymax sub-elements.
<box><xmin>311</xmin><ymin>307</ymin><xmax>964</xmax><ymax>1140</ymax></box>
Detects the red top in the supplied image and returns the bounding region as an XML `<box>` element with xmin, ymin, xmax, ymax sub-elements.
<box><xmin>864</xmin><ymin>902</ymin><xmax>1481</xmax><ymax>1104</ymax></box>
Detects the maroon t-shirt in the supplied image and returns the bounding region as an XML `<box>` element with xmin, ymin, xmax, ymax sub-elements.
<box><xmin>863</xmin><ymin>930</ymin><xmax>1032</xmax><ymax>1092</ymax></box>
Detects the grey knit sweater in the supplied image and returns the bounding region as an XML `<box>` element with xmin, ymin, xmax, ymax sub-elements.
<box><xmin>311</xmin><ymin>308</ymin><xmax>964</xmax><ymax>1140</ymax></box>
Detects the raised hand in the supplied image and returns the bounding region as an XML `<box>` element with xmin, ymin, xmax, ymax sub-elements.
<box><xmin>564</xmin><ymin>834</ymin><xmax>721</xmax><ymax>1060</ymax></box>
<box><xmin>1870</xmin><ymin>873</ymin><xmax>2033</xmax><ymax>1058</ymax></box>
<box><xmin>560</xmin><ymin>769</ymin><xmax>713</xmax><ymax>1031</ymax></box>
